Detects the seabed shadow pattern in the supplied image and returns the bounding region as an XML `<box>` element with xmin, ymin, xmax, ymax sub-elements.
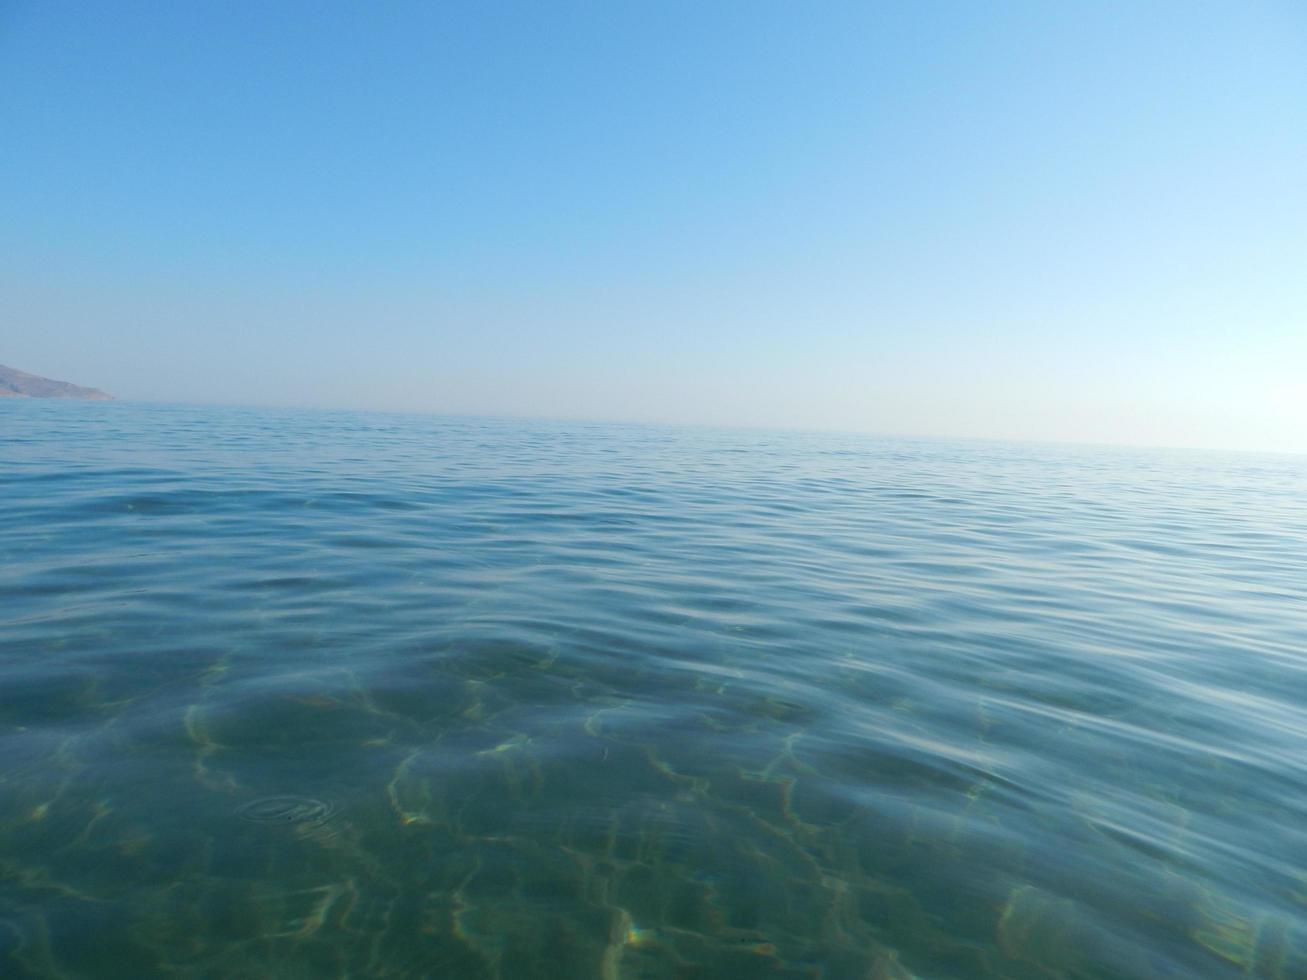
<box><xmin>2</xmin><ymin>403</ymin><xmax>1306</xmax><ymax>978</ymax></box>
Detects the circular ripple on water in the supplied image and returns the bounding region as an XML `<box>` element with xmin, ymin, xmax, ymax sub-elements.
<box><xmin>237</xmin><ymin>796</ymin><xmax>333</xmax><ymax>825</ymax></box>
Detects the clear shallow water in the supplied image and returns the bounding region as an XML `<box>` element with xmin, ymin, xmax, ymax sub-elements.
<box><xmin>2</xmin><ymin>401</ymin><xmax>1306</xmax><ymax>979</ymax></box>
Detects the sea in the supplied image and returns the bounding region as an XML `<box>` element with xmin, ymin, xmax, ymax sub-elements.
<box><xmin>2</xmin><ymin>400</ymin><xmax>1305</xmax><ymax>979</ymax></box>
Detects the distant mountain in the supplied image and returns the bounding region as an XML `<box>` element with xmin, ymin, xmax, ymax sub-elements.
<box><xmin>0</xmin><ymin>364</ymin><xmax>113</xmax><ymax>400</ymax></box>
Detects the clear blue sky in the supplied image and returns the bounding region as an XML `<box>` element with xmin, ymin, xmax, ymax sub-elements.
<box><xmin>2</xmin><ymin>1</ymin><xmax>1304</xmax><ymax>451</ymax></box>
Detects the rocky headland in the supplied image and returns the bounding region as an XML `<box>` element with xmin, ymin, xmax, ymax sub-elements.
<box><xmin>0</xmin><ymin>363</ymin><xmax>114</xmax><ymax>400</ymax></box>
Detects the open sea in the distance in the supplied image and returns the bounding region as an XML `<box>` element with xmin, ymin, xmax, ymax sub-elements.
<box><xmin>2</xmin><ymin>400</ymin><xmax>1306</xmax><ymax>979</ymax></box>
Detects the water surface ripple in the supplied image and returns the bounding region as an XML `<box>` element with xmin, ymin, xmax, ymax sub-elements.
<box><xmin>3</xmin><ymin>402</ymin><xmax>1306</xmax><ymax>978</ymax></box>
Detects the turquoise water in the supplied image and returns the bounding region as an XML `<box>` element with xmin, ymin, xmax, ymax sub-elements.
<box><xmin>3</xmin><ymin>401</ymin><xmax>1305</xmax><ymax>979</ymax></box>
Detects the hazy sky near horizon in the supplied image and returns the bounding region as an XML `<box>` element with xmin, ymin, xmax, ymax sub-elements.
<box><xmin>2</xmin><ymin>2</ymin><xmax>1304</xmax><ymax>452</ymax></box>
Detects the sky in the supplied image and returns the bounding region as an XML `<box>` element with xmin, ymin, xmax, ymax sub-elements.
<box><xmin>1</xmin><ymin>1</ymin><xmax>1304</xmax><ymax>452</ymax></box>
